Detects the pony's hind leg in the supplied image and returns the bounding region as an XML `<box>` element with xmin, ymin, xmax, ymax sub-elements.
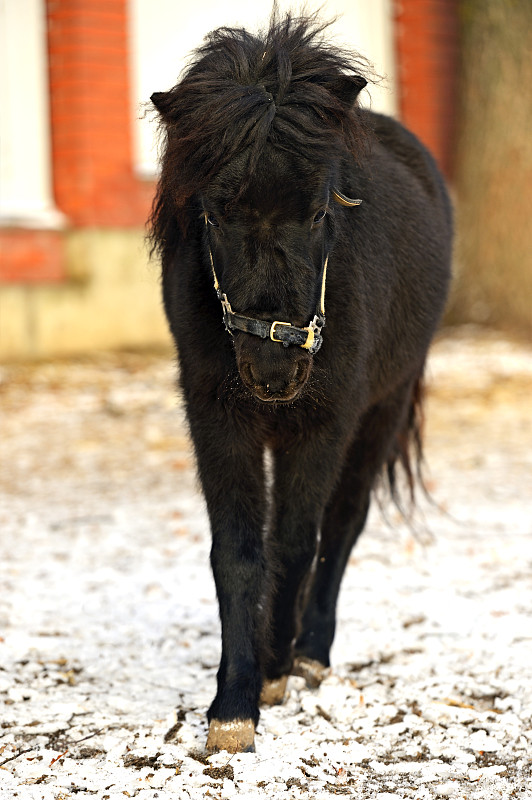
<box><xmin>293</xmin><ymin>479</ymin><xmax>371</xmax><ymax>675</ymax></box>
<box><xmin>294</xmin><ymin>377</ymin><xmax>422</xmax><ymax>680</ymax></box>
<box><xmin>261</xmin><ymin>429</ymin><xmax>349</xmax><ymax>697</ymax></box>
<box><xmin>260</xmin><ymin>675</ymin><xmax>289</xmax><ymax>705</ymax></box>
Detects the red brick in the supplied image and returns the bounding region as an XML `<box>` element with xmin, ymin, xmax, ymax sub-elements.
<box><xmin>46</xmin><ymin>0</ymin><xmax>151</xmax><ymax>227</ymax></box>
<box><xmin>0</xmin><ymin>231</ymin><xmax>66</xmax><ymax>283</ymax></box>
<box><xmin>393</xmin><ymin>0</ymin><xmax>459</xmax><ymax>178</ymax></box>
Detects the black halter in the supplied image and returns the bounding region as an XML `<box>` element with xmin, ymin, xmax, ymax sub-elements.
<box><xmin>204</xmin><ymin>189</ymin><xmax>361</xmax><ymax>355</ymax></box>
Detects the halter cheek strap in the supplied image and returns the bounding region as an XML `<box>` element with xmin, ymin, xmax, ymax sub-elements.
<box><xmin>204</xmin><ymin>188</ymin><xmax>361</xmax><ymax>355</ymax></box>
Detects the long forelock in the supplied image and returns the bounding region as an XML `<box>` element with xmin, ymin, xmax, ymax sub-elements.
<box><xmin>149</xmin><ymin>12</ymin><xmax>371</xmax><ymax>256</ymax></box>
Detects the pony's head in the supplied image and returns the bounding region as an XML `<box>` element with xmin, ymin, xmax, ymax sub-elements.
<box><xmin>151</xmin><ymin>12</ymin><xmax>371</xmax><ymax>402</ymax></box>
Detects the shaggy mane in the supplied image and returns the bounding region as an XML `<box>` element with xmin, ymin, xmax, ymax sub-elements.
<box><xmin>148</xmin><ymin>10</ymin><xmax>372</xmax><ymax>258</ymax></box>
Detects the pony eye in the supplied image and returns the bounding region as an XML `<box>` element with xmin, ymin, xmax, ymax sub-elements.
<box><xmin>313</xmin><ymin>208</ymin><xmax>327</xmax><ymax>225</ymax></box>
<box><xmin>207</xmin><ymin>212</ymin><xmax>219</xmax><ymax>227</ymax></box>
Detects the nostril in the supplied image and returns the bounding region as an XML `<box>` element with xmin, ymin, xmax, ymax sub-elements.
<box><xmin>240</xmin><ymin>362</ymin><xmax>256</xmax><ymax>388</ymax></box>
<box><xmin>293</xmin><ymin>360</ymin><xmax>309</xmax><ymax>386</ymax></box>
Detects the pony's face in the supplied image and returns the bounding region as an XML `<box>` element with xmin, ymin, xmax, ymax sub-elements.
<box><xmin>150</xmin><ymin>23</ymin><xmax>368</xmax><ymax>405</ymax></box>
<box><xmin>202</xmin><ymin>146</ymin><xmax>336</xmax><ymax>403</ymax></box>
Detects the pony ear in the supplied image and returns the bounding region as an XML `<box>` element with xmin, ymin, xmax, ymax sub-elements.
<box><xmin>329</xmin><ymin>75</ymin><xmax>367</xmax><ymax>107</ymax></box>
<box><xmin>151</xmin><ymin>91</ymin><xmax>177</xmax><ymax>122</ymax></box>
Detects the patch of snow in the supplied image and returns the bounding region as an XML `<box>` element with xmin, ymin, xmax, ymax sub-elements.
<box><xmin>1</xmin><ymin>333</ymin><xmax>532</xmax><ymax>798</ymax></box>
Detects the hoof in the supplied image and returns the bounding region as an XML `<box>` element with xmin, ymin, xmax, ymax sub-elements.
<box><xmin>206</xmin><ymin>719</ymin><xmax>255</xmax><ymax>753</ymax></box>
<box><xmin>292</xmin><ymin>656</ymin><xmax>330</xmax><ymax>689</ymax></box>
<box><xmin>260</xmin><ymin>675</ymin><xmax>288</xmax><ymax>706</ymax></box>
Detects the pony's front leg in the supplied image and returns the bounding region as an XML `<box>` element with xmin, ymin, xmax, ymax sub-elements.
<box><xmin>193</xmin><ymin>428</ymin><xmax>266</xmax><ymax>753</ymax></box>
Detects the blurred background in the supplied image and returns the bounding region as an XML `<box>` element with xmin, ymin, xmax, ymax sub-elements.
<box><xmin>0</xmin><ymin>0</ymin><xmax>530</xmax><ymax>361</ymax></box>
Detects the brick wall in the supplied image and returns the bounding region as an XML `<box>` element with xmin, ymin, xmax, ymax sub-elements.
<box><xmin>0</xmin><ymin>0</ymin><xmax>154</xmax><ymax>284</ymax></box>
<box><xmin>1</xmin><ymin>1</ymin><xmax>459</xmax><ymax>285</ymax></box>
<box><xmin>393</xmin><ymin>0</ymin><xmax>459</xmax><ymax>179</ymax></box>
<box><xmin>47</xmin><ymin>0</ymin><xmax>153</xmax><ymax>228</ymax></box>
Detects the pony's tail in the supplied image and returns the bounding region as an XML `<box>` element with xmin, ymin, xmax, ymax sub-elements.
<box><xmin>386</xmin><ymin>375</ymin><xmax>425</xmax><ymax>510</ymax></box>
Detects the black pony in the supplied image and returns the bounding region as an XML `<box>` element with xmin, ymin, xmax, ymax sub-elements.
<box><xmin>150</xmin><ymin>12</ymin><xmax>452</xmax><ymax>753</ymax></box>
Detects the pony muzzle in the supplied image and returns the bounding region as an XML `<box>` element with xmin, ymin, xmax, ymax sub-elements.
<box><xmin>237</xmin><ymin>347</ymin><xmax>311</xmax><ymax>403</ymax></box>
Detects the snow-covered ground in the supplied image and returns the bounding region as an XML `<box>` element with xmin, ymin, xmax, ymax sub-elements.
<box><xmin>1</xmin><ymin>327</ymin><xmax>531</xmax><ymax>799</ymax></box>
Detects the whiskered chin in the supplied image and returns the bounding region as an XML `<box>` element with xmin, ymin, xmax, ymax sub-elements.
<box><xmin>239</xmin><ymin>359</ymin><xmax>310</xmax><ymax>404</ymax></box>
<box><xmin>250</xmin><ymin>385</ymin><xmax>303</xmax><ymax>404</ymax></box>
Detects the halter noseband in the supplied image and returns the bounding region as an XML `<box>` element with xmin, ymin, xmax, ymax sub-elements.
<box><xmin>204</xmin><ymin>189</ymin><xmax>362</xmax><ymax>355</ymax></box>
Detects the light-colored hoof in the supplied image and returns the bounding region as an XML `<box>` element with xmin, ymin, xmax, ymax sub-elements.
<box><xmin>260</xmin><ymin>675</ymin><xmax>288</xmax><ymax>706</ymax></box>
<box><xmin>206</xmin><ymin>719</ymin><xmax>255</xmax><ymax>753</ymax></box>
<box><xmin>292</xmin><ymin>656</ymin><xmax>330</xmax><ymax>689</ymax></box>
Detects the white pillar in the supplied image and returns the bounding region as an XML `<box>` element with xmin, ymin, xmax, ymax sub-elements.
<box><xmin>0</xmin><ymin>0</ymin><xmax>66</xmax><ymax>228</ymax></box>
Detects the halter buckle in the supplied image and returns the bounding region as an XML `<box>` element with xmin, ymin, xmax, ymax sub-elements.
<box><xmin>270</xmin><ymin>321</ymin><xmax>316</xmax><ymax>351</ymax></box>
<box><xmin>269</xmin><ymin>321</ymin><xmax>291</xmax><ymax>342</ymax></box>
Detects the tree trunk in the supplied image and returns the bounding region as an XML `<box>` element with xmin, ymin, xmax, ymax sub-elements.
<box><xmin>448</xmin><ymin>0</ymin><xmax>532</xmax><ymax>337</ymax></box>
